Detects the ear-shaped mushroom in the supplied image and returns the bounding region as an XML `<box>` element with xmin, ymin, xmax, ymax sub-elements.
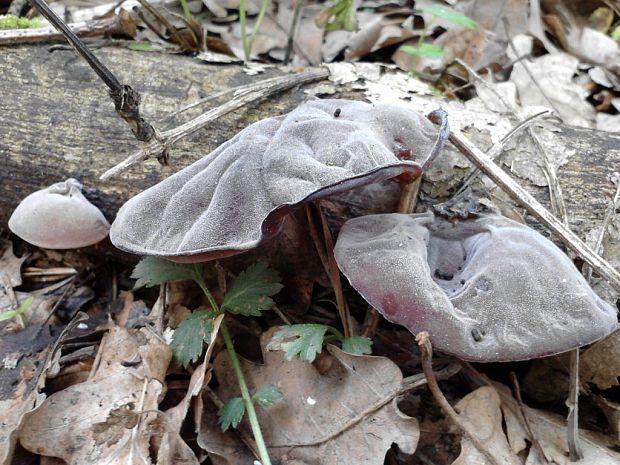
<box><xmin>334</xmin><ymin>211</ymin><xmax>617</xmax><ymax>362</ymax></box>
<box><xmin>8</xmin><ymin>178</ymin><xmax>110</xmax><ymax>249</ymax></box>
<box><xmin>111</xmin><ymin>99</ymin><xmax>444</xmax><ymax>261</ymax></box>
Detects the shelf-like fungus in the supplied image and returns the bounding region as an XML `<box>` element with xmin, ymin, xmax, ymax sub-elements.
<box><xmin>9</xmin><ymin>178</ymin><xmax>110</xmax><ymax>249</ymax></box>
<box><xmin>334</xmin><ymin>211</ymin><xmax>618</xmax><ymax>362</ymax></box>
<box><xmin>110</xmin><ymin>99</ymin><xmax>447</xmax><ymax>262</ymax></box>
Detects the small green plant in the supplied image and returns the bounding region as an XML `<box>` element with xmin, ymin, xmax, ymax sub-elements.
<box><xmin>315</xmin><ymin>0</ymin><xmax>357</xmax><ymax>32</ymax></box>
<box><xmin>267</xmin><ymin>324</ymin><xmax>372</xmax><ymax>362</ymax></box>
<box><xmin>0</xmin><ymin>296</ymin><xmax>33</xmax><ymax>321</ymax></box>
<box><xmin>399</xmin><ymin>5</ymin><xmax>477</xmax><ymax>61</ymax></box>
<box><xmin>239</xmin><ymin>0</ymin><xmax>271</xmax><ymax>61</ymax></box>
<box><xmin>0</xmin><ymin>15</ymin><xmax>42</xmax><ymax>30</ymax></box>
<box><xmin>132</xmin><ymin>258</ymin><xmax>283</xmax><ymax>465</ymax></box>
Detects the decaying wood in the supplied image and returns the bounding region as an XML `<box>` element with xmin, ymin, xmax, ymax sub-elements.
<box><xmin>1</xmin><ymin>45</ymin><xmax>619</xmax><ymax>249</ymax></box>
<box><xmin>0</xmin><ymin>16</ymin><xmax>129</xmax><ymax>46</ymax></box>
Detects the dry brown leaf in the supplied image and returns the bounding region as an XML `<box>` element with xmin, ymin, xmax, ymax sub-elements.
<box><xmin>507</xmin><ymin>35</ymin><xmax>595</xmax><ymax>127</ymax></box>
<box><xmin>581</xmin><ymin>330</ymin><xmax>620</xmax><ymax>390</ymax></box>
<box><xmin>0</xmin><ymin>245</ymin><xmax>26</xmax><ymax>288</ymax></box>
<box><xmin>495</xmin><ymin>383</ymin><xmax>620</xmax><ymax>464</ymax></box>
<box><xmin>204</xmin><ymin>329</ymin><xmax>419</xmax><ymax>464</ymax></box>
<box><xmin>0</xmin><ymin>314</ymin><xmax>86</xmax><ymax>465</ymax></box>
<box><xmin>19</xmin><ymin>326</ymin><xmax>172</xmax><ymax>464</ymax></box>
<box><xmin>451</xmin><ymin>386</ymin><xmax>521</xmax><ymax>465</ymax></box>
<box><xmin>594</xmin><ymin>395</ymin><xmax>620</xmax><ymax>444</ymax></box>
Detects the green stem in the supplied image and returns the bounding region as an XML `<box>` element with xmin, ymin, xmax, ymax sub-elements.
<box><xmin>180</xmin><ymin>0</ymin><xmax>191</xmax><ymax>19</ymax></box>
<box><xmin>221</xmin><ymin>320</ymin><xmax>272</xmax><ymax>465</ymax></box>
<box><xmin>191</xmin><ymin>265</ymin><xmax>272</xmax><ymax>465</ymax></box>
<box><xmin>193</xmin><ymin>265</ymin><xmax>220</xmax><ymax>312</ymax></box>
<box><xmin>248</xmin><ymin>0</ymin><xmax>269</xmax><ymax>54</ymax></box>
<box><xmin>239</xmin><ymin>0</ymin><xmax>250</xmax><ymax>61</ymax></box>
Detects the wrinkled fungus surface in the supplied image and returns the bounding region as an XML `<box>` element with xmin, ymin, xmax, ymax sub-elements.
<box><xmin>9</xmin><ymin>178</ymin><xmax>110</xmax><ymax>249</ymax></box>
<box><xmin>334</xmin><ymin>212</ymin><xmax>618</xmax><ymax>362</ymax></box>
<box><xmin>111</xmin><ymin>99</ymin><xmax>442</xmax><ymax>260</ymax></box>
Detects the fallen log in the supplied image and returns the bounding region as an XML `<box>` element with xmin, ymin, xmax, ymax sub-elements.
<box><xmin>1</xmin><ymin>44</ymin><xmax>618</xmax><ymax>245</ymax></box>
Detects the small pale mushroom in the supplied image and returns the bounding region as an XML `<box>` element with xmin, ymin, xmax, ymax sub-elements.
<box><xmin>8</xmin><ymin>178</ymin><xmax>110</xmax><ymax>249</ymax></box>
<box><xmin>334</xmin><ymin>211</ymin><xmax>618</xmax><ymax>362</ymax></box>
<box><xmin>110</xmin><ymin>99</ymin><xmax>446</xmax><ymax>262</ymax></box>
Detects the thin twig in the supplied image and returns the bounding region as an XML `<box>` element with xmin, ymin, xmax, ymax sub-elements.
<box><xmin>584</xmin><ymin>174</ymin><xmax>620</xmax><ymax>282</ymax></box>
<box><xmin>136</xmin><ymin>0</ymin><xmax>192</xmax><ymax>50</ymax></box>
<box><xmin>454</xmin><ymin>116</ymin><xmax>551</xmax><ymax>196</ymax></box>
<box><xmin>454</xmin><ymin>58</ymin><xmax>569</xmax><ymax>224</ymax></box>
<box><xmin>284</xmin><ymin>0</ymin><xmax>304</xmax><ymax>64</ymax></box>
<box><xmin>434</xmin><ymin>125</ymin><xmax>620</xmax><ymax>291</ymax></box>
<box><xmin>313</xmin><ymin>202</ymin><xmax>354</xmax><ymax>338</ymax></box>
<box><xmin>28</xmin><ymin>0</ymin><xmax>157</xmax><ymax>142</ymax></box>
<box><xmin>416</xmin><ymin>332</ymin><xmax>502</xmax><ymax>465</ymax></box>
<box><xmin>509</xmin><ymin>372</ymin><xmax>548</xmax><ymax>463</ymax></box>
<box><xmin>502</xmin><ymin>18</ymin><xmax>564</xmax><ymax>120</ymax></box>
<box><xmin>100</xmin><ymin>68</ymin><xmax>329</xmax><ymax>179</ymax></box>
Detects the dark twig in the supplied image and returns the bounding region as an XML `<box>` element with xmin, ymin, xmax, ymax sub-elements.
<box><xmin>509</xmin><ymin>373</ymin><xmax>548</xmax><ymax>462</ymax></box>
<box><xmin>306</xmin><ymin>202</ymin><xmax>354</xmax><ymax>338</ymax></box>
<box><xmin>416</xmin><ymin>332</ymin><xmax>502</xmax><ymax>465</ymax></box>
<box><xmin>27</xmin><ymin>0</ymin><xmax>157</xmax><ymax>142</ymax></box>
<box><xmin>284</xmin><ymin>0</ymin><xmax>304</xmax><ymax>65</ymax></box>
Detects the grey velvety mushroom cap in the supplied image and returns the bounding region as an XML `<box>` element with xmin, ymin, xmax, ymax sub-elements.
<box><xmin>111</xmin><ymin>99</ymin><xmax>441</xmax><ymax>261</ymax></box>
<box><xmin>8</xmin><ymin>178</ymin><xmax>110</xmax><ymax>249</ymax></box>
<box><xmin>334</xmin><ymin>211</ymin><xmax>618</xmax><ymax>362</ymax></box>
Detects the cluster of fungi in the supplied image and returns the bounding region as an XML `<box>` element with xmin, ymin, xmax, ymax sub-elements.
<box><xmin>10</xmin><ymin>99</ymin><xmax>617</xmax><ymax>362</ymax></box>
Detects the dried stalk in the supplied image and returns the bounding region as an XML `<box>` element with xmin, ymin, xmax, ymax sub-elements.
<box><xmin>416</xmin><ymin>332</ymin><xmax>502</xmax><ymax>465</ymax></box>
<box><xmin>100</xmin><ymin>69</ymin><xmax>329</xmax><ymax>179</ymax></box>
<box><xmin>306</xmin><ymin>203</ymin><xmax>354</xmax><ymax>338</ymax></box>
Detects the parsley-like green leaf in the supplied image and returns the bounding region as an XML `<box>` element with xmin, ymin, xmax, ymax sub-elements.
<box><xmin>342</xmin><ymin>336</ymin><xmax>373</xmax><ymax>356</ymax></box>
<box><xmin>418</xmin><ymin>5</ymin><xmax>478</xmax><ymax>29</ymax></box>
<box><xmin>267</xmin><ymin>324</ymin><xmax>330</xmax><ymax>362</ymax></box>
<box><xmin>171</xmin><ymin>309</ymin><xmax>216</xmax><ymax>367</ymax></box>
<box><xmin>218</xmin><ymin>397</ymin><xmax>245</xmax><ymax>431</ymax></box>
<box><xmin>252</xmin><ymin>384</ymin><xmax>283</xmax><ymax>407</ymax></box>
<box><xmin>221</xmin><ymin>263</ymin><xmax>283</xmax><ymax>316</ymax></box>
<box><xmin>131</xmin><ymin>256</ymin><xmax>199</xmax><ymax>288</ymax></box>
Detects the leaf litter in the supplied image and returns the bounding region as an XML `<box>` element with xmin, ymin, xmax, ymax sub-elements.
<box><xmin>3</xmin><ymin>0</ymin><xmax>620</xmax><ymax>462</ymax></box>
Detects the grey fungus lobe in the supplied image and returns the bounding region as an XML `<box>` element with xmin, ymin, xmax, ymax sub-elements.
<box><xmin>8</xmin><ymin>178</ymin><xmax>111</xmax><ymax>249</ymax></box>
<box><xmin>110</xmin><ymin>99</ymin><xmax>444</xmax><ymax>261</ymax></box>
<box><xmin>334</xmin><ymin>211</ymin><xmax>618</xmax><ymax>362</ymax></box>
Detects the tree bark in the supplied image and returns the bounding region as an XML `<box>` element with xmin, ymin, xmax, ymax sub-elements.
<box><xmin>1</xmin><ymin>45</ymin><xmax>618</xmax><ymax>244</ymax></box>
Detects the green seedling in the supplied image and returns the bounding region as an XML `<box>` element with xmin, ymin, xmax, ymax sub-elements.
<box><xmin>132</xmin><ymin>257</ymin><xmax>283</xmax><ymax>465</ymax></box>
<box><xmin>267</xmin><ymin>323</ymin><xmax>372</xmax><ymax>362</ymax></box>
<box><xmin>239</xmin><ymin>0</ymin><xmax>270</xmax><ymax>61</ymax></box>
<box><xmin>399</xmin><ymin>5</ymin><xmax>477</xmax><ymax>61</ymax></box>
<box><xmin>0</xmin><ymin>296</ymin><xmax>33</xmax><ymax>322</ymax></box>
